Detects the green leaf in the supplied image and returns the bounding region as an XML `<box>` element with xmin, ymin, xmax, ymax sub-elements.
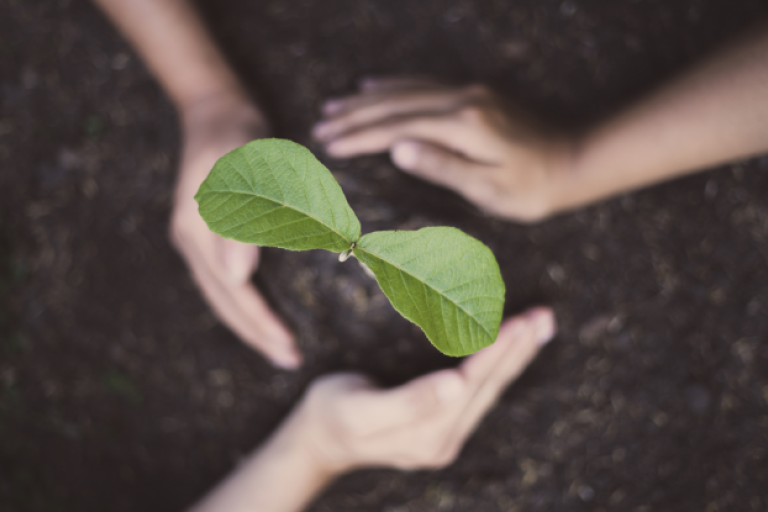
<box><xmin>354</xmin><ymin>227</ymin><xmax>505</xmax><ymax>356</ymax></box>
<box><xmin>195</xmin><ymin>139</ymin><xmax>361</xmax><ymax>252</ymax></box>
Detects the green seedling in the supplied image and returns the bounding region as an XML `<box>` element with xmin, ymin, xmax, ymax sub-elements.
<box><xmin>195</xmin><ymin>139</ymin><xmax>505</xmax><ymax>356</ymax></box>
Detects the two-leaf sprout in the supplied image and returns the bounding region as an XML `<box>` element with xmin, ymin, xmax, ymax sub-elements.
<box><xmin>195</xmin><ymin>139</ymin><xmax>505</xmax><ymax>356</ymax></box>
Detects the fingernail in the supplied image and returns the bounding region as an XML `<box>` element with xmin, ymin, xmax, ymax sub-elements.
<box><xmin>322</xmin><ymin>99</ymin><xmax>343</xmax><ymax>115</ymax></box>
<box><xmin>272</xmin><ymin>351</ymin><xmax>302</xmax><ymax>370</ymax></box>
<box><xmin>530</xmin><ymin>309</ymin><xmax>556</xmax><ymax>345</ymax></box>
<box><xmin>391</xmin><ymin>141</ymin><xmax>419</xmax><ymax>170</ymax></box>
<box><xmin>435</xmin><ymin>373</ymin><xmax>464</xmax><ymax>403</ymax></box>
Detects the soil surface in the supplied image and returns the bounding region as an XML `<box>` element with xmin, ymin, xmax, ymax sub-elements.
<box><xmin>2</xmin><ymin>0</ymin><xmax>768</xmax><ymax>511</ymax></box>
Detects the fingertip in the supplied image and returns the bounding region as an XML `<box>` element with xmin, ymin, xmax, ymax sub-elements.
<box><xmin>270</xmin><ymin>347</ymin><xmax>303</xmax><ymax>370</ymax></box>
<box><xmin>526</xmin><ymin>307</ymin><xmax>556</xmax><ymax>345</ymax></box>
<box><xmin>312</xmin><ymin>121</ymin><xmax>331</xmax><ymax>140</ymax></box>
<box><xmin>325</xmin><ymin>141</ymin><xmax>348</xmax><ymax>158</ymax></box>
<box><xmin>322</xmin><ymin>99</ymin><xmax>343</xmax><ymax>116</ymax></box>
<box><xmin>391</xmin><ymin>140</ymin><xmax>420</xmax><ymax>170</ymax></box>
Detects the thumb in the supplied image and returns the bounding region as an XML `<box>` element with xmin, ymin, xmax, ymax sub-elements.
<box><xmin>461</xmin><ymin>307</ymin><xmax>555</xmax><ymax>383</ymax></box>
<box><xmin>391</xmin><ymin>139</ymin><xmax>480</xmax><ymax>189</ymax></box>
<box><xmin>345</xmin><ymin>370</ymin><xmax>465</xmax><ymax>435</ymax></box>
<box><xmin>379</xmin><ymin>370</ymin><xmax>465</xmax><ymax>420</ymax></box>
<box><xmin>220</xmin><ymin>238</ymin><xmax>260</xmax><ymax>284</ymax></box>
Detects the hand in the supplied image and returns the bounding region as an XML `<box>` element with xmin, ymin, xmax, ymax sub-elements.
<box><xmin>186</xmin><ymin>308</ymin><xmax>554</xmax><ymax>512</ymax></box>
<box><xmin>313</xmin><ymin>78</ymin><xmax>573</xmax><ymax>222</ymax></box>
<box><xmin>171</xmin><ymin>93</ymin><xmax>301</xmax><ymax>369</ymax></box>
<box><xmin>291</xmin><ymin>307</ymin><xmax>556</xmax><ymax>474</ymax></box>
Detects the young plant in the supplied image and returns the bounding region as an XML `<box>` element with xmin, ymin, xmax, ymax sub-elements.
<box><xmin>195</xmin><ymin>139</ymin><xmax>505</xmax><ymax>356</ymax></box>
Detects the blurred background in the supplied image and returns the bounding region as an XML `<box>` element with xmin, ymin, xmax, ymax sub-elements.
<box><xmin>1</xmin><ymin>0</ymin><xmax>767</xmax><ymax>510</ymax></box>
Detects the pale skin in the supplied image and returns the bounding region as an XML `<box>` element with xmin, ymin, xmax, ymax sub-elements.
<box><xmin>313</xmin><ymin>27</ymin><xmax>768</xmax><ymax>222</ymax></box>
<box><xmin>92</xmin><ymin>1</ymin><xmax>768</xmax><ymax>367</ymax></box>
<box><xmin>91</xmin><ymin>0</ymin><xmax>301</xmax><ymax>369</ymax></box>
<box><xmin>187</xmin><ymin>307</ymin><xmax>556</xmax><ymax>512</ymax></box>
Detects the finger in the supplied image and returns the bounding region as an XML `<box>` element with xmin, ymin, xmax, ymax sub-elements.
<box><xmin>343</xmin><ymin>369</ymin><xmax>466</xmax><ymax>436</ymax></box>
<box><xmin>202</xmin><ymin>262</ymin><xmax>300</xmax><ymax>368</ymax></box>
<box><xmin>184</xmin><ymin>244</ymin><xmax>301</xmax><ymax>369</ymax></box>
<box><xmin>462</xmin><ymin>307</ymin><xmax>554</xmax><ymax>384</ymax></box>
<box><xmin>324</xmin><ymin>111</ymin><xmax>499</xmax><ymax>160</ymax></box>
<box><xmin>391</xmin><ymin>139</ymin><xmax>490</xmax><ymax>192</ymax></box>
<box><xmin>348</xmin><ymin>311</ymin><xmax>553</xmax><ymax>467</ymax></box>
<box><xmin>446</xmin><ymin>307</ymin><xmax>555</xmax><ymax>443</ymax></box>
<box><xmin>315</xmin><ymin>88</ymin><xmax>470</xmax><ymax>141</ymax></box>
<box><xmin>358</xmin><ymin>76</ymin><xmax>443</xmax><ymax>92</ymax></box>
<box><xmin>321</xmin><ymin>78</ymin><xmax>445</xmax><ymax>117</ymax></box>
<box><xmin>228</xmin><ymin>282</ymin><xmax>299</xmax><ymax>366</ymax></box>
<box><xmin>220</xmin><ymin>238</ymin><xmax>260</xmax><ymax>284</ymax></box>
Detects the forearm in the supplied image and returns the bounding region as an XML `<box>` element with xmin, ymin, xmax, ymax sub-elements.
<box><xmin>91</xmin><ymin>0</ymin><xmax>250</xmax><ymax>110</ymax></box>
<box><xmin>188</xmin><ymin>414</ymin><xmax>336</xmax><ymax>512</ymax></box>
<box><xmin>553</xmin><ymin>26</ymin><xmax>768</xmax><ymax>212</ymax></box>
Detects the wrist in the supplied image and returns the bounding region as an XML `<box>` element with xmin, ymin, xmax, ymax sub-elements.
<box><xmin>180</xmin><ymin>90</ymin><xmax>267</xmax><ymax>133</ymax></box>
<box><xmin>187</xmin><ymin>406</ymin><xmax>339</xmax><ymax>512</ymax></box>
<box><xmin>271</xmin><ymin>409</ymin><xmax>345</xmax><ymax>485</ymax></box>
<box><xmin>494</xmin><ymin>136</ymin><xmax>577</xmax><ymax>222</ymax></box>
<box><xmin>174</xmin><ymin>91</ymin><xmax>269</xmax><ymax>189</ymax></box>
<box><xmin>537</xmin><ymin>135</ymin><xmax>582</xmax><ymax>218</ymax></box>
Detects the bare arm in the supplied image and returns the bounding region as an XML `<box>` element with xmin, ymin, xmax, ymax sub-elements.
<box><xmin>91</xmin><ymin>0</ymin><xmax>248</xmax><ymax>110</ymax></box>
<box><xmin>188</xmin><ymin>308</ymin><xmax>555</xmax><ymax>512</ymax></box>
<box><xmin>313</xmin><ymin>26</ymin><xmax>768</xmax><ymax>220</ymax></box>
<box><xmin>91</xmin><ymin>0</ymin><xmax>300</xmax><ymax>368</ymax></box>
<box><xmin>187</xmin><ymin>421</ymin><xmax>333</xmax><ymax>512</ymax></box>
<box><xmin>557</xmin><ymin>26</ymin><xmax>768</xmax><ymax>212</ymax></box>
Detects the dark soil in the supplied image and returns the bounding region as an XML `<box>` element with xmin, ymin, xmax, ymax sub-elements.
<box><xmin>2</xmin><ymin>0</ymin><xmax>768</xmax><ymax>510</ymax></box>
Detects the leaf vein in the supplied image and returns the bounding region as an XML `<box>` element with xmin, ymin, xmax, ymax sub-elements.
<box><xmin>357</xmin><ymin>247</ymin><xmax>494</xmax><ymax>339</ymax></box>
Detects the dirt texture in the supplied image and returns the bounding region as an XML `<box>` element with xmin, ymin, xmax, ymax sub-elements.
<box><xmin>1</xmin><ymin>0</ymin><xmax>768</xmax><ymax>511</ymax></box>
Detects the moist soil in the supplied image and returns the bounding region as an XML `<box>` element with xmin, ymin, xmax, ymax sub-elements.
<box><xmin>1</xmin><ymin>0</ymin><xmax>768</xmax><ymax>511</ymax></box>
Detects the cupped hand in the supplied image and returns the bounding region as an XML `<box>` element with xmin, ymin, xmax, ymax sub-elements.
<box><xmin>313</xmin><ymin>78</ymin><xmax>572</xmax><ymax>222</ymax></box>
<box><xmin>171</xmin><ymin>93</ymin><xmax>301</xmax><ymax>369</ymax></box>
<box><xmin>293</xmin><ymin>307</ymin><xmax>556</xmax><ymax>474</ymax></box>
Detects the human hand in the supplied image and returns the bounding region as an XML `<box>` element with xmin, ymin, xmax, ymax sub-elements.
<box><xmin>313</xmin><ymin>78</ymin><xmax>573</xmax><ymax>222</ymax></box>
<box><xmin>290</xmin><ymin>307</ymin><xmax>556</xmax><ymax>475</ymax></box>
<box><xmin>171</xmin><ymin>93</ymin><xmax>301</xmax><ymax>369</ymax></box>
